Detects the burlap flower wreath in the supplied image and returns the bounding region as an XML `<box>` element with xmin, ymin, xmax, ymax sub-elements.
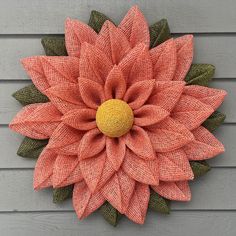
<box><xmin>9</xmin><ymin>6</ymin><xmax>227</xmax><ymax>226</ymax></box>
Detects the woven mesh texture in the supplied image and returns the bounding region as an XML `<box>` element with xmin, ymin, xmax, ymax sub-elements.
<box><xmin>9</xmin><ymin>6</ymin><xmax>227</xmax><ymax>225</ymax></box>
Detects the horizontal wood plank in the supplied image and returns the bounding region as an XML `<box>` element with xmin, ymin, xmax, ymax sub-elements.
<box><xmin>1</xmin><ymin>35</ymin><xmax>236</xmax><ymax>79</ymax></box>
<box><xmin>1</xmin><ymin>0</ymin><xmax>236</xmax><ymax>34</ymax></box>
<box><xmin>0</xmin><ymin>211</ymin><xmax>235</xmax><ymax>236</ymax></box>
<box><xmin>0</xmin><ymin>80</ymin><xmax>233</xmax><ymax>124</ymax></box>
<box><xmin>0</xmin><ymin>169</ymin><xmax>235</xmax><ymax>211</ymax></box>
<box><xmin>0</xmin><ymin>124</ymin><xmax>232</xmax><ymax>168</ymax></box>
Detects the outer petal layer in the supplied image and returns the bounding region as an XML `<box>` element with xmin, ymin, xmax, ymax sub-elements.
<box><xmin>73</xmin><ymin>181</ymin><xmax>105</xmax><ymax>219</ymax></box>
<box><xmin>9</xmin><ymin>103</ymin><xmax>61</xmax><ymax>139</ymax></box>
<box><xmin>152</xmin><ymin>181</ymin><xmax>191</xmax><ymax>201</ymax></box>
<box><xmin>65</xmin><ymin>18</ymin><xmax>97</xmax><ymax>57</ymax></box>
<box><xmin>147</xmin><ymin>117</ymin><xmax>194</xmax><ymax>152</ymax></box>
<box><xmin>184</xmin><ymin>85</ymin><xmax>227</xmax><ymax>110</ymax></box>
<box><xmin>119</xmin><ymin>6</ymin><xmax>150</xmax><ymax>47</ymax></box>
<box><xmin>101</xmin><ymin>170</ymin><xmax>135</xmax><ymax>213</ymax></box>
<box><xmin>150</xmin><ymin>38</ymin><xmax>177</xmax><ymax>81</ymax></box>
<box><xmin>174</xmin><ymin>35</ymin><xmax>193</xmax><ymax>81</ymax></box>
<box><xmin>159</xmin><ymin>149</ymin><xmax>194</xmax><ymax>181</ymax></box>
<box><xmin>183</xmin><ymin>126</ymin><xmax>225</xmax><ymax>160</ymax></box>
<box><xmin>21</xmin><ymin>56</ymin><xmax>80</xmax><ymax>93</ymax></box>
<box><xmin>122</xmin><ymin>149</ymin><xmax>159</xmax><ymax>185</ymax></box>
<box><xmin>148</xmin><ymin>81</ymin><xmax>185</xmax><ymax>112</ymax></box>
<box><xmin>96</xmin><ymin>21</ymin><xmax>131</xmax><ymax>64</ymax></box>
<box><xmin>33</xmin><ymin>149</ymin><xmax>57</xmax><ymax>190</ymax></box>
<box><xmin>125</xmin><ymin>183</ymin><xmax>150</xmax><ymax>224</ymax></box>
<box><xmin>171</xmin><ymin>95</ymin><xmax>214</xmax><ymax>130</ymax></box>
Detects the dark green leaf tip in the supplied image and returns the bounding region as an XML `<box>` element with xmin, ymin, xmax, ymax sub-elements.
<box><xmin>100</xmin><ymin>202</ymin><xmax>122</xmax><ymax>226</ymax></box>
<box><xmin>88</xmin><ymin>10</ymin><xmax>114</xmax><ymax>33</ymax></box>
<box><xmin>149</xmin><ymin>18</ymin><xmax>171</xmax><ymax>48</ymax></box>
<box><xmin>41</xmin><ymin>36</ymin><xmax>67</xmax><ymax>56</ymax></box>
<box><xmin>17</xmin><ymin>137</ymin><xmax>48</xmax><ymax>158</ymax></box>
<box><xmin>203</xmin><ymin>111</ymin><xmax>226</xmax><ymax>132</ymax></box>
<box><xmin>190</xmin><ymin>161</ymin><xmax>211</xmax><ymax>178</ymax></box>
<box><xmin>148</xmin><ymin>190</ymin><xmax>170</xmax><ymax>214</ymax></box>
<box><xmin>53</xmin><ymin>185</ymin><xmax>74</xmax><ymax>203</ymax></box>
<box><xmin>12</xmin><ymin>84</ymin><xmax>49</xmax><ymax>106</ymax></box>
<box><xmin>185</xmin><ymin>64</ymin><xmax>215</xmax><ymax>86</ymax></box>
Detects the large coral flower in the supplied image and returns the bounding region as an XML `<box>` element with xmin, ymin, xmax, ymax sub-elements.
<box><xmin>10</xmin><ymin>6</ymin><xmax>226</xmax><ymax>224</ymax></box>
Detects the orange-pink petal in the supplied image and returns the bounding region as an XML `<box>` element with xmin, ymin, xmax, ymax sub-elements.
<box><xmin>80</xmin><ymin>151</ymin><xmax>106</xmax><ymax>193</ymax></box>
<box><xmin>184</xmin><ymin>85</ymin><xmax>227</xmax><ymax>110</ymax></box>
<box><xmin>95</xmin><ymin>21</ymin><xmax>131</xmax><ymax>64</ymax></box>
<box><xmin>147</xmin><ymin>81</ymin><xmax>185</xmax><ymax>112</ymax></box>
<box><xmin>78</xmin><ymin>77</ymin><xmax>105</xmax><ymax>109</ymax></box>
<box><xmin>52</xmin><ymin>155</ymin><xmax>80</xmax><ymax>188</ymax></box>
<box><xmin>183</xmin><ymin>126</ymin><xmax>225</xmax><ymax>160</ymax></box>
<box><xmin>147</xmin><ymin>117</ymin><xmax>194</xmax><ymax>152</ymax></box>
<box><xmin>119</xmin><ymin>6</ymin><xmax>150</xmax><ymax>47</ymax></box>
<box><xmin>171</xmin><ymin>94</ymin><xmax>214</xmax><ymax>130</ymax></box>
<box><xmin>78</xmin><ymin>128</ymin><xmax>106</xmax><ymax>159</ymax></box>
<box><xmin>101</xmin><ymin>170</ymin><xmax>135</xmax><ymax>213</ymax></box>
<box><xmin>79</xmin><ymin>43</ymin><xmax>113</xmax><ymax>85</ymax></box>
<box><xmin>73</xmin><ymin>181</ymin><xmax>105</xmax><ymax>219</ymax></box>
<box><xmin>56</xmin><ymin>164</ymin><xmax>83</xmax><ymax>188</ymax></box>
<box><xmin>65</xmin><ymin>18</ymin><xmax>97</xmax><ymax>57</ymax></box>
<box><xmin>124</xmin><ymin>79</ymin><xmax>155</xmax><ymax>110</ymax></box>
<box><xmin>159</xmin><ymin>149</ymin><xmax>194</xmax><ymax>181</ymax></box>
<box><xmin>62</xmin><ymin>108</ymin><xmax>96</xmax><ymax>130</ymax></box>
<box><xmin>96</xmin><ymin>159</ymin><xmax>116</xmax><ymax>191</ymax></box>
<box><xmin>119</xmin><ymin>43</ymin><xmax>153</xmax><ymax>86</ymax></box>
<box><xmin>9</xmin><ymin>103</ymin><xmax>61</xmax><ymax>139</ymax></box>
<box><xmin>21</xmin><ymin>56</ymin><xmax>80</xmax><ymax>93</ymax></box>
<box><xmin>47</xmin><ymin>123</ymin><xmax>84</xmax><ymax>154</ymax></box>
<box><xmin>106</xmin><ymin>137</ymin><xmax>126</xmax><ymax>171</ymax></box>
<box><xmin>124</xmin><ymin>126</ymin><xmax>156</xmax><ymax>160</ymax></box>
<box><xmin>173</xmin><ymin>35</ymin><xmax>193</xmax><ymax>81</ymax></box>
<box><xmin>104</xmin><ymin>65</ymin><xmax>127</xmax><ymax>100</ymax></box>
<box><xmin>134</xmin><ymin>105</ymin><xmax>169</xmax><ymax>126</ymax></box>
<box><xmin>122</xmin><ymin>149</ymin><xmax>159</xmax><ymax>185</ymax></box>
<box><xmin>150</xmin><ymin>38</ymin><xmax>177</xmax><ymax>81</ymax></box>
<box><xmin>45</xmin><ymin>82</ymin><xmax>86</xmax><ymax>113</ymax></box>
<box><xmin>33</xmin><ymin>149</ymin><xmax>57</xmax><ymax>190</ymax></box>
<box><xmin>125</xmin><ymin>183</ymin><xmax>150</xmax><ymax>224</ymax></box>
<box><xmin>152</xmin><ymin>180</ymin><xmax>191</xmax><ymax>201</ymax></box>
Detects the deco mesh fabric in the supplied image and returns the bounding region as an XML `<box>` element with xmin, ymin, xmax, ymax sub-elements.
<box><xmin>9</xmin><ymin>6</ymin><xmax>227</xmax><ymax>226</ymax></box>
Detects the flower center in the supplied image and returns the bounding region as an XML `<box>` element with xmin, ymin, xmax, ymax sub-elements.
<box><xmin>96</xmin><ymin>99</ymin><xmax>134</xmax><ymax>138</ymax></box>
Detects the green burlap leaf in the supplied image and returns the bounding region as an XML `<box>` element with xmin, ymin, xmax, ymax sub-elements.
<box><xmin>149</xmin><ymin>19</ymin><xmax>171</xmax><ymax>48</ymax></box>
<box><xmin>100</xmin><ymin>202</ymin><xmax>122</xmax><ymax>226</ymax></box>
<box><xmin>12</xmin><ymin>84</ymin><xmax>49</xmax><ymax>106</ymax></box>
<box><xmin>41</xmin><ymin>36</ymin><xmax>68</xmax><ymax>56</ymax></box>
<box><xmin>148</xmin><ymin>190</ymin><xmax>170</xmax><ymax>214</ymax></box>
<box><xmin>203</xmin><ymin>111</ymin><xmax>226</xmax><ymax>132</ymax></box>
<box><xmin>88</xmin><ymin>10</ymin><xmax>113</xmax><ymax>33</ymax></box>
<box><xmin>190</xmin><ymin>161</ymin><xmax>211</xmax><ymax>178</ymax></box>
<box><xmin>17</xmin><ymin>137</ymin><xmax>48</xmax><ymax>158</ymax></box>
<box><xmin>185</xmin><ymin>64</ymin><xmax>215</xmax><ymax>86</ymax></box>
<box><xmin>53</xmin><ymin>185</ymin><xmax>74</xmax><ymax>203</ymax></box>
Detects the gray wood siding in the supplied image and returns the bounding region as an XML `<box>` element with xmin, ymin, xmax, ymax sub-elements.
<box><xmin>0</xmin><ymin>0</ymin><xmax>235</xmax><ymax>235</ymax></box>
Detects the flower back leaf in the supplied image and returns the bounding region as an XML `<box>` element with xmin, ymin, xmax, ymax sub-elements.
<box><xmin>203</xmin><ymin>111</ymin><xmax>226</xmax><ymax>132</ymax></box>
<box><xmin>148</xmin><ymin>190</ymin><xmax>170</xmax><ymax>214</ymax></box>
<box><xmin>41</xmin><ymin>36</ymin><xmax>68</xmax><ymax>56</ymax></box>
<box><xmin>185</xmin><ymin>64</ymin><xmax>215</xmax><ymax>86</ymax></box>
<box><xmin>190</xmin><ymin>161</ymin><xmax>211</xmax><ymax>178</ymax></box>
<box><xmin>12</xmin><ymin>84</ymin><xmax>49</xmax><ymax>106</ymax></box>
<box><xmin>100</xmin><ymin>202</ymin><xmax>122</xmax><ymax>226</ymax></box>
<box><xmin>17</xmin><ymin>137</ymin><xmax>48</xmax><ymax>158</ymax></box>
<box><xmin>149</xmin><ymin>19</ymin><xmax>171</xmax><ymax>48</ymax></box>
<box><xmin>88</xmin><ymin>10</ymin><xmax>114</xmax><ymax>33</ymax></box>
<box><xmin>53</xmin><ymin>185</ymin><xmax>74</xmax><ymax>203</ymax></box>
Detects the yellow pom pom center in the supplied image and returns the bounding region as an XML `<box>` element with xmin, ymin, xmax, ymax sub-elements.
<box><xmin>96</xmin><ymin>99</ymin><xmax>134</xmax><ymax>138</ymax></box>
